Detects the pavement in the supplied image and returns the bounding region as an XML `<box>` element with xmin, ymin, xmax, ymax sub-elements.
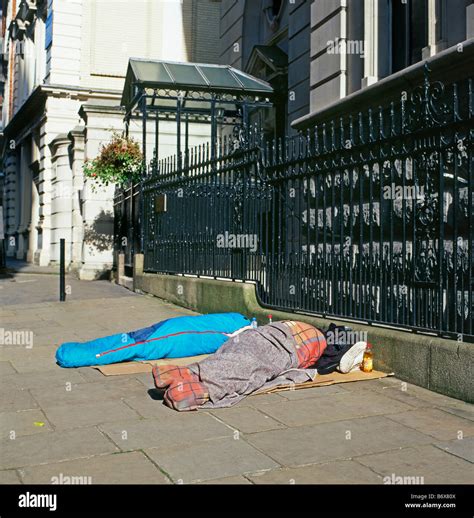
<box><xmin>0</xmin><ymin>265</ymin><xmax>473</xmax><ymax>485</ymax></box>
<box><xmin>2</xmin><ymin>258</ymin><xmax>60</xmax><ymax>277</ymax></box>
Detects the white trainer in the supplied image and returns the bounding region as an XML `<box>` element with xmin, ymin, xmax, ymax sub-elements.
<box><xmin>337</xmin><ymin>341</ymin><xmax>368</xmax><ymax>373</ymax></box>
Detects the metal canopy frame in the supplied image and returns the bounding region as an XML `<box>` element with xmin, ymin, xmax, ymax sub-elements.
<box><xmin>120</xmin><ymin>58</ymin><xmax>274</xmax><ymax>254</ymax></box>
<box><xmin>121</xmin><ymin>59</ymin><xmax>274</xmax><ymax>172</ymax></box>
<box><xmin>121</xmin><ymin>58</ymin><xmax>274</xmax><ymax>109</ymax></box>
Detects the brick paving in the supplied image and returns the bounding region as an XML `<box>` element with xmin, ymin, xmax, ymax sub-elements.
<box><xmin>0</xmin><ymin>269</ymin><xmax>473</xmax><ymax>484</ymax></box>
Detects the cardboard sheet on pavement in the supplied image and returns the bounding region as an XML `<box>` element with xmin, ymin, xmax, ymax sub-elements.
<box><xmin>255</xmin><ymin>369</ymin><xmax>393</xmax><ymax>395</ymax></box>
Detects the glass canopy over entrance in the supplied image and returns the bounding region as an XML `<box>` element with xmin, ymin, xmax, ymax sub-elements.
<box><xmin>121</xmin><ymin>58</ymin><xmax>274</xmax><ymax>168</ymax></box>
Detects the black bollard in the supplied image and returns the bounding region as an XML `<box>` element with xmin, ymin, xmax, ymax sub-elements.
<box><xmin>59</xmin><ymin>238</ymin><xmax>66</xmax><ymax>302</ymax></box>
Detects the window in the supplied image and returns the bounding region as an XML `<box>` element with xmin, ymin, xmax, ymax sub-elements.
<box><xmin>272</xmin><ymin>0</ymin><xmax>283</xmax><ymax>16</ymax></box>
<box><xmin>391</xmin><ymin>0</ymin><xmax>428</xmax><ymax>73</ymax></box>
<box><xmin>45</xmin><ymin>1</ymin><xmax>53</xmax><ymax>49</ymax></box>
<box><xmin>263</xmin><ymin>0</ymin><xmax>284</xmax><ymax>29</ymax></box>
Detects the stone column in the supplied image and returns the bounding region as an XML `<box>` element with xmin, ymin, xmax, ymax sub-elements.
<box><xmin>37</xmin><ymin>95</ymin><xmax>82</xmax><ymax>267</ymax></box>
<box><xmin>362</xmin><ymin>0</ymin><xmax>390</xmax><ymax>87</ymax></box>
<box><xmin>36</xmin><ymin>122</ymin><xmax>53</xmax><ymax>267</ymax></box>
<box><xmin>68</xmin><ymin>126</ymin><xmax>86</xmax><ymax>271</ymax></box>
<box><xmin>49</xmin><ymin>134</ymin><xmax>74</xmax><ymax>266</ymax></box>
<box><xmin>466</xmin><ymin>2</ymin><xmax>474</xmax><ymax>39</ymax></box>
<box><xmin>27</xmin><ymin>176</ymin><xmax>40</xmax><ymax>263</ymax></box>
<box><xmin>3</xmin><ymin>151</ymin><xmax>18</xmax><ymax>257</ymax></box>
<box><xmin>422</xmin><ymin>0</ymin><xmax>448</xmax><ymax>58</ymax></box>
<box><xmin>16</xmin><ymin>142</ymin><xmax>33</xmax><ymax>260</ymax></box>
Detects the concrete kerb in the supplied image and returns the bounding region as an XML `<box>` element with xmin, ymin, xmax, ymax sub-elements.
<box><xmin>133</xmin><ymin>268</ymin><xmax>473</xmax><ymax>404</ymax></box>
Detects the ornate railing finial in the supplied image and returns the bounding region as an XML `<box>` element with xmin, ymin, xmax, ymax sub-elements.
<box><xmin>405</xmin><ymin>61</ymin><xmax>451</xmax><ymax>131</ymax></box>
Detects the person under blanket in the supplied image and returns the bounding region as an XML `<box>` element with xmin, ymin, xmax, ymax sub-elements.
<box><xmin>152</xmin><ymin>320</ymin><xmax>327</xmax><ymax>411</ymax></box>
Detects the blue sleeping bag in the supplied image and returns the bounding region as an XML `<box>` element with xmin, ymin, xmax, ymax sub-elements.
<box><xmin>56</xmin><ymin>312</ymin><xmax>250</xmax><ymax>368</ymax></box>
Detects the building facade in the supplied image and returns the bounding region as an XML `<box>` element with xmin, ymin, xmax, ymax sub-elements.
<box><xmin>219</xmin><ymin>0</ymin><xmax>474</xmax><ymax>134</ymax></box>
<box><xmin>1</xmin><ymin>0</ymin><xmax>220</xmax><ymax>278</ymax></box>
<box><xmin>3</xmin><ymin>0</ymin><xmax>473</xmax><ymax>279</ymax></box>
<box><xmin>208</xmin><ymin>0</ymin><xmax>473</xmax><ymax>341</ymax></box>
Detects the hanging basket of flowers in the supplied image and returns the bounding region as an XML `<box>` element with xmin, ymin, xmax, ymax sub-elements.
<box><xmin>83</xmin><ymin>132</ymin><xmax>143</xmax><ymax>188</ymax></box>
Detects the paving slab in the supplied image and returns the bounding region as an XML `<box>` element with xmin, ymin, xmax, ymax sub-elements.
<box><xmin>0</xmin><ymin>361</ymin><xmax>16</xmax><ymax>376</ymax></box>
<box><xmin>0</xmin><ymin>409</ymin><xmax>52</xmax><ymax>439</ymax></box>
<box><xmin>0</xmin><ymin>271</ymin><xmax>136</xmax><ymax>305</ymax></box>
<box><xmin>0</xmin><ymin>310</ymin><xmax>16</xmax><ymax>318</ymax></box>
<box><xmin>2</xmin><ymin>308</ymin><xmax>54</xmax><ymax>318</ymax></box>
<box><xmin>1</xmin><ymin>303</ymin><xmax>55</xmax><ymax>311</ymax></box>
<box><xmin>244</xmin><ymin>393</ymin><xmax>288</xmax><ymax>410</ymax></box>
<box><xmin>197</xmin><ymin>475</ymin><xmax>253</xmax><ymax>484</ymax></box>
<box><xmin>386</xmin><ymin>407</ymin><xmax>474</xmax><ymax>441</ymax></box>
<box><xmin>436</xmin><ymin>403</ymin><xmax>474</xmax><ymax>422</ymax></box>
<box><xmin>434</xmin><ymin>437</ymin><xmax>474</xmax><ymax>463</ymax></box>
<box><xmin>26</xmin><ymin>331</ymin><xmax>81</xmax><ymax>348</ymax></box>
<box><xmin>133</xmin><ymin>372</ymin><xmax>156</xmax><ymax>389</ymax></box>
<box><xmin>100</xmin><ymin>413</ymin><xmax>234</xmax><ymax>451</ymax></box>
<box><xmin>0</xmin><ymin>470</ymin><xmax>22</xmax><ymax>484</ymax></box>
<box><xmin>10</xmin><ymin>357</ymin><xmax>60</xmax><ymax>374</ymax></box>
<box><xmin>367</xmin><ymin>385</ymin><xmax>438</xmax><ymax>409</ymax></box>
<box><xmin>392</xmin><ymin>383</ymin><xmax>472</xmax><ymax>409</ymax></box>
<box><xmin>248</xmin><ymin>459</ymin><xmax>384</xmax><ymax>484</ymax></box>
<box><xmin>42</xmin><ymin>400</ymin><xmax>141</xmax><ymax>430</ymax></box>
<box><xmin>334</xmin><ymin>377</ymin><xmax>403</xmax><ymax>392</ymax></box>
<box><xmin>1</xmin><ymin>345</ymin><xmax>59</xmax><ymax>373</ymax></box>
<box><xmin>3</xmin><ymin>308</ymin><xmax>57</xmax><ymax>318</ymax></box>
<box><xmin>1</xmin><ymin>320</ymin><xmax>63</xmax><ymax>331</ymax></box>
<box><xmin>245</xmin><ymin>416</ymin><xmax>432</xmax><ymax>467</ymax></box>
<box><xmin>356</xmin><ymin>445</ymin><xmax>474</xmax><ymax>484</ymax></box>
<box><xmin>250</xmin><ymin>391</ymin><xmax>413</xmax><ymax>427</ymax></box>
<box><xmin>1</xmin><ymin>369</ymin><xmax>86</xmax><ymax>391</ymax></box>
<box><xmin>340</xmin><ymin>377</ymin><xmax>470</xmax><ymax>409</ymax></box>
<box><xmin>209</xmin><ymin>406</ymin><xmax>286</xmax><ymax>434</ymax></box>
<box><xmin>19</xmin><ymin>451</ymin><xmax>171</xmax><ymax>484</ymax></box>
<box><xmin>75</xmin><ymin>367</ymin><xmax>121</xmax><ymax>383</ymax></box>
<box><xmin>339</xmin><ymin>378</ymin><xmax>441</xmax><ymax>410</ymax></box>
<box><xmin>0</xmin><ymin>427</ymin><xmax>118</xmax><ymax>469</ymax></box>
<box><xmin>145</xmin><ymin>436</ymin><xmax>279</xmax><ymax>483</ymax></box>
<box><xmin>0</xmin><ymin>345</ymin><xmax>56</xmax><ymax>363</ymax></box>
<box><xmin>123</xmin><ymin>394</ymin><xmax>176</xmax><ymax>419</ymax></box>
<box><xmin>276</xmin><ymin>384</ymin><xmax>348</xmax><ymax>401</ymax></box>
<box><xmin>53</xmin><ymin>327</ymin><xmax>110</xmax><ymax>342</ymax></box>
<box><xmin>0</xmin><ymin>387</ymin><xmax>38</xmax><ymax>413</ymax></box>
<box><xmin>29</xmin><ymin>378</ymin><xmax>146</xmax><ymax>407</ymax></box>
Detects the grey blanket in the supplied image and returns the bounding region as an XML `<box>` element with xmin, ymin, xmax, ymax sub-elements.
<box><xmin>188</xmin><ymin>322</ymin><xmax>317</xmax><ymax>409</ymax></box>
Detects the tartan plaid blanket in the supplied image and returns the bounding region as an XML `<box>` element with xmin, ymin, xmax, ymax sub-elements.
<box><xmin>153</xmin><ymin>320</ymin><xmax>327</xmax><ymax>411</ymax></box>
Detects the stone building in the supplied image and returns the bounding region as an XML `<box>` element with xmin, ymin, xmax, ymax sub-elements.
<box><xmin>1</xmin><ymin>0</ymin><xmax>220</xmax><ymax>278</ymax></box>
<box><xmin>215</xmin><ymin>0</ymin><xmax>473</xmax><ymax>338</ymax></box>
<box><xmin>219</xmin><ymin>0</ymin><xmax>474</xmax><ymax>134</ymax></box>
<box><xmin>3</xmin><ymin>0</ymin><xmax>473</xmax><ymax>279</ymax></box>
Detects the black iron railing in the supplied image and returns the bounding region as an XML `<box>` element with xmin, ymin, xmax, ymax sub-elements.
<box><xmin>113</xmin><ymin>182</ymin><xmax>140</xmax><ymax>276</ymax></box>
<box><xmin>116</xmin><ymin>65</ymin><xmax>473</xmax><ymax>340</ymax></box>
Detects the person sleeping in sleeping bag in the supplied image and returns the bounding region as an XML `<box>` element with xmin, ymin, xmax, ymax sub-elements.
<box><xmin>153</xmin><ymin>320</ymin><xmax>326</xmax><ymax>411</ymax></box>
<box><xmin>153</xmin><ymin>320</ymin><xmax>368</xmax><ymax>411</ymax></box>
<box><xmin>56</xmin><ymin>313</ymin><xmax>252</xmax><ymax>368</ymax></box>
